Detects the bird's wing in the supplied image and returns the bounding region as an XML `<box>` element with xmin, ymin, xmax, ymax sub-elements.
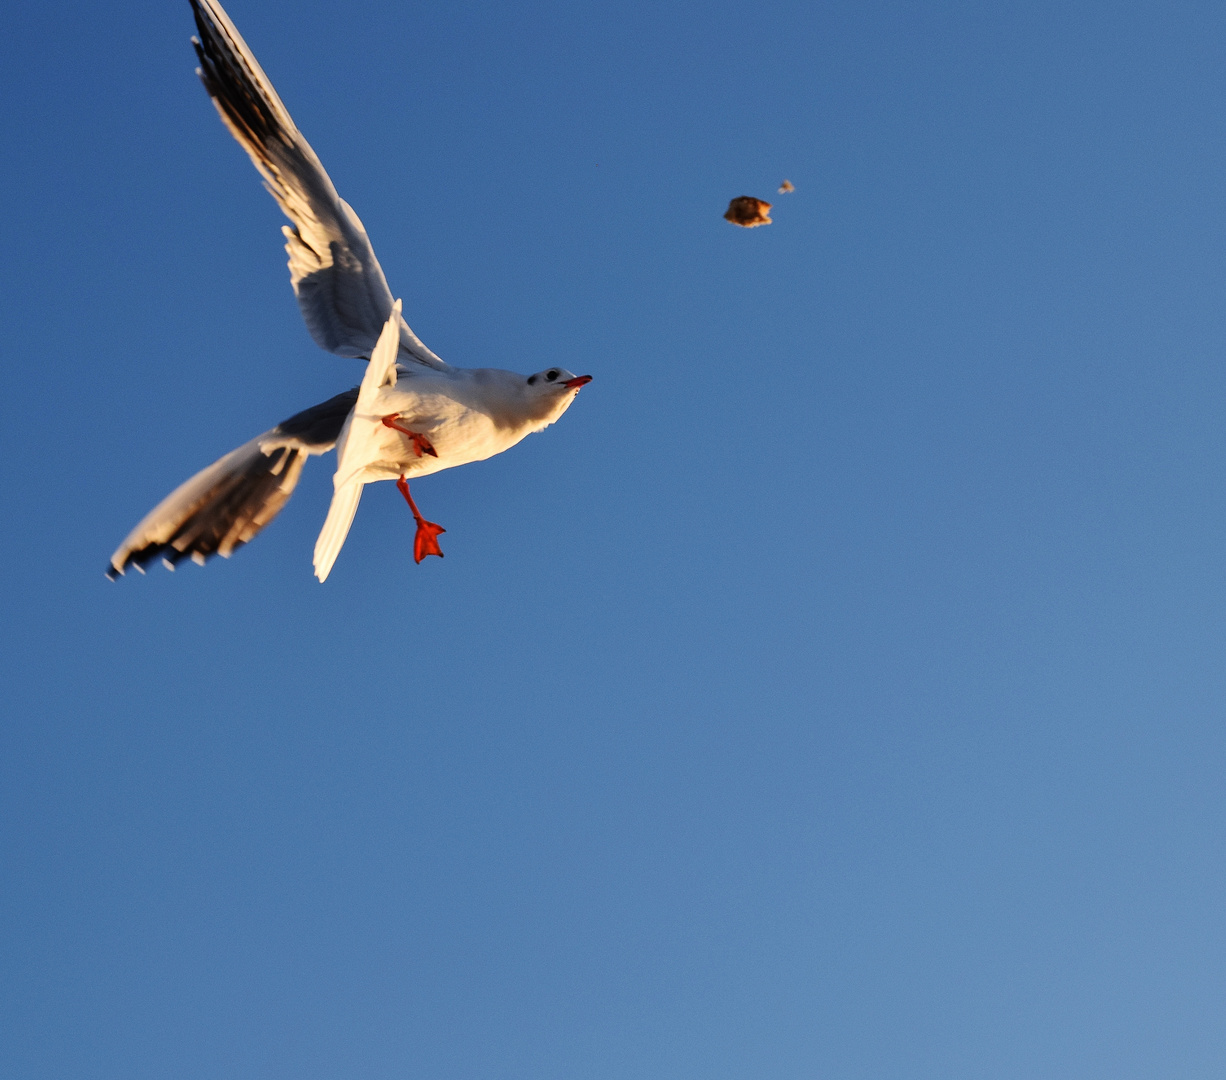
<box><xmin>108</xmin><ymin>387</ymin><xmax>359</xmax><ymax>578</ymax></box>
<box><xmin>189</xmin><ymin>0</ymin><xmax>449</xmax><ymax>371</ymax></box>
<box><xmin>313</xmin><ymin>303</ymin><xmax>402</xmax><ymax>581</ymax></box>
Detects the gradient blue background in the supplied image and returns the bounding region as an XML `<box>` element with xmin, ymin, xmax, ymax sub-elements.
<box><xmin>4</xmin><ymin>0</ymin><xmax>1226</xmax><ymax>1076</ymax></box>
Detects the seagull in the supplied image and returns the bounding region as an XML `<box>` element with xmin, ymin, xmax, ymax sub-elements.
<box><xmin>107</xmin><ymin>0</ymin><xmax>591</xmax><ymax>583</ymax></box>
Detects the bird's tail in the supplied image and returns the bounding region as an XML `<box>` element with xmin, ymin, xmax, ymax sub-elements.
<box><xmin>356</xmin><ymin>298</ymin><xmax>402</xmax><ymax>411</ymax></box>
<box><xmin>312</xmin><ymin>301</ymin><xmax>403</xmax><ymax>582</ymax></box>
<box><xmin>313</xmin><ymin>480</ymin><xmax>363</xmax><ymax>582</ymax></box>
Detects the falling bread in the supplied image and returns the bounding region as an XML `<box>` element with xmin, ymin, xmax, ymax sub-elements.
<box><xmin>724</xmin><ymin>196</ymin><xmax>772</xmax><ymax>227</ymax></box>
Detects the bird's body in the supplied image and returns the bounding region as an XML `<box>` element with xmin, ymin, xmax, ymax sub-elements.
<box><xmin>345</xmin><ymin>368</ymin><xmax>586</xmax><ymax>486</ymax></box>
<box><xmin>311</xmin><ymin>302</ymin><xmax>589</xmax><ymax>579</ymax></box>
<box><xmin>107</xmin><ymin>0</ymin><xmax>590</xmax><ymax>582</ymax></box>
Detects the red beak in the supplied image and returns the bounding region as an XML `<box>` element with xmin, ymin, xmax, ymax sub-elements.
<box><xmin>563</xmin><ymin>375</ymin><xmax>593</xmax><ymax>390</ymax></box>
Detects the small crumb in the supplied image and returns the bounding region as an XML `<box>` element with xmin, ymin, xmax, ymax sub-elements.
<box><xmin>778</xmin><ymin>179</ymin><xmax>795</xmax><ymax>193</ymax></box>
<box><xmin>724</xmin><ymin>196</ymin><xmax>772</xmax><ymax>228</ymax></box>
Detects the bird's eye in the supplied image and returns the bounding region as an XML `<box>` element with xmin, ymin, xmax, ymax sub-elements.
<box><xmin>546</xmin><ymin>369</ymin><xmax>559</xmax><ymax>381</ymax></box>
<box><xmin>527</xmin><ymin>375</ymin><xmax>537</xmax><ymax>385</ymax></box>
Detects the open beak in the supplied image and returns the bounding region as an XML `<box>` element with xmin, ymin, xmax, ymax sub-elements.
<box><xmin>563</xmin><ymin>375</ymin><xmax>593</xmax><ymax>390</ymax></box>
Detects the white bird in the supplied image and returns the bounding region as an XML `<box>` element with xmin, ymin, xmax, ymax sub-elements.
<box><xmin>108</xmin><ymin>0</ymin><xmax>591</xmax><ymax>582</ymax></box>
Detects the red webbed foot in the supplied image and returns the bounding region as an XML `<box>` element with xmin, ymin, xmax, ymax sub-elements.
<box><xmin>396</xmin><ymin>476</ymin><xmax>446</xmax><ymax>563</ymax></box>
<box><xmin>382</xmin><ymin>415</ymin><xmax>438</xmax><ymax>457</ymax></box>
<box><xmin>412</xmin><ymin>519</ymin><xmax>446</xmax><ymax>563</ymax></box>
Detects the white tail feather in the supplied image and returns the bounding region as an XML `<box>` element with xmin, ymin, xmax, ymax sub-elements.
<box><xmin>356</xmin><ymin>298</ymin><xmax>402</xmax><ymax>412</ymax></box>
<box><xmin>313</xmin><ymin>481</ymin><xmax>363</xmax><ymax>581</ymax></box>
<box><xmin>312</xmin><ymin>302</ymin><xmax>404</xmax><ymax>582</ymax></box>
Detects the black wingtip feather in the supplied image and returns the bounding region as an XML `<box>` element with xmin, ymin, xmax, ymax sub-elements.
<box><xmin>189</xmin><ymin>0</ymin><xmax>286</xmax><ymax>157</ymax></box>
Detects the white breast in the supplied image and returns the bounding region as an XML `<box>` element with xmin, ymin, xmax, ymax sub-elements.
<box><xmin>358</xmin><ymin>383</ymin><xmax>527</xmax><ymax>481</ymax></box>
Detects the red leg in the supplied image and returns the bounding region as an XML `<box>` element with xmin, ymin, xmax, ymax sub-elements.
<box><xmin>396</xmin><ymin>476</ymin><xmax>446</xmax><ymax>563</ymax></box>
<box><xmin>382</xmin><ymin>415</ymin><xmax>438</xmax><ymax>457</ymax></box>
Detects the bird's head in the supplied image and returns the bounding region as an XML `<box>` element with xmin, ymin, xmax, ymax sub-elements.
<box><xmin>526</xmin><ymin>367</ymin><xmax>592</xmax><ymax>394</ymax></box>
<box><xmin>486</xmin><ymin>366</ymin><xmax>593</xmax><ymax>431</ymax></box>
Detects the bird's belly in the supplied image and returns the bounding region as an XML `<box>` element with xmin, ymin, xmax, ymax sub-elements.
<box><xmin>367</xmin><ymin>389</ymin><xmax>516</xmax><ymax>479</ymax></box>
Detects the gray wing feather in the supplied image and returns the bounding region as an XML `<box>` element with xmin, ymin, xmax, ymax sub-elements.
<box><xmin>107</xmin><ymin>388</ymin><xmax>358</xmax><ymax>579</ymax></box>
<box><xmin>189</xmin><ymin>0</ymin><xmax>449</xmax><ymax>371</ymax></box>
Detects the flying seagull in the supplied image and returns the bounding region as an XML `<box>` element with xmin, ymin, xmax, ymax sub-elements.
<box><xmin>108</xmin><ymin>0</ymin><xmax>591</xmax><ymax>582</ymax></box>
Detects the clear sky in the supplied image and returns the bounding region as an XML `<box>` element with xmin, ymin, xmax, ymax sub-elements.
<box><xmin>3</xmin><ymin>0</ymin><xmax>1226</xmax><ymax>1076</ymax></box>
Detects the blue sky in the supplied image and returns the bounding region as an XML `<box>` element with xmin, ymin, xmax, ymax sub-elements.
<box><xmin>4</xmin><ymin>0</ymin><xmax>1226</xmax><ymax>1076</ymax></box>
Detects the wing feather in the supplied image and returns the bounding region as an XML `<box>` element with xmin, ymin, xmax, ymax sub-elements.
<box><xmin>189</xmin><ymin>0</ymin><xmax>448</xmax><ymax>370</ymax></box>
<box><xmin>107</xmin><ymin>388</ymin><xmax>359</xmax><ymax>578</ymax></box>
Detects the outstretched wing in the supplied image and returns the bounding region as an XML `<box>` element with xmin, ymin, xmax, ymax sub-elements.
<box><xmin>107</xmin><ymin>388</ymin><xmax>359</xmax><ymax>579</ymax></box>
<box><xmin>189</xmin><ymin>0</ymin><xmax>448</xmax><ymax>371</ymax></box>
